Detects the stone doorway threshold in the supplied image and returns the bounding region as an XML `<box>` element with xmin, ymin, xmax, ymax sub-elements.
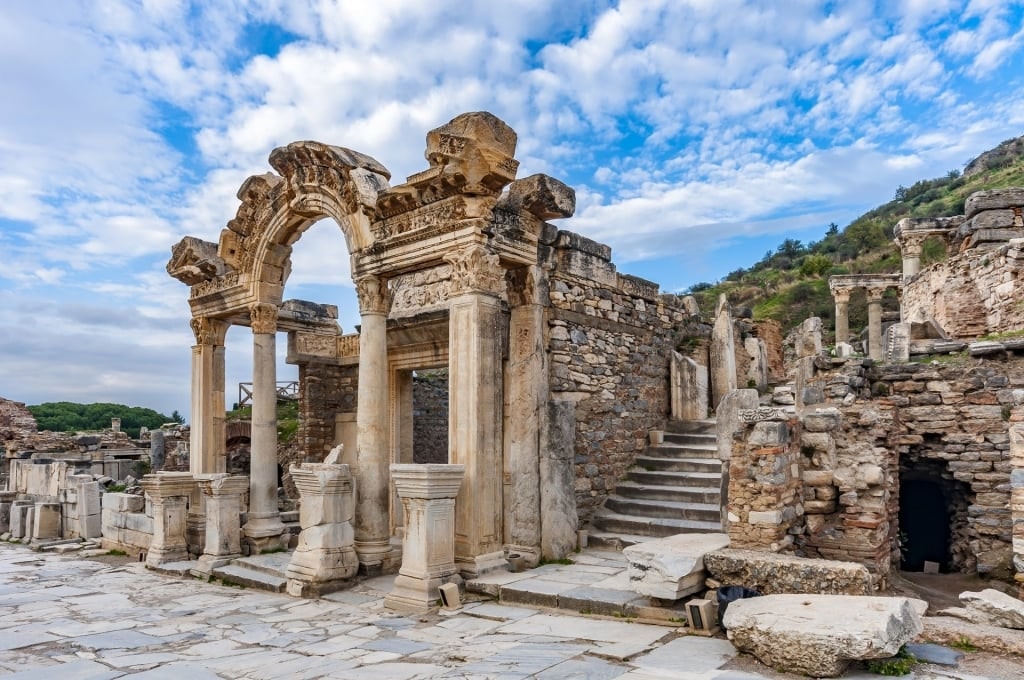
<box><xmin>891</xmin><ymin>570</ymin><xmax>996</xmax><ymax>611</ymax></box>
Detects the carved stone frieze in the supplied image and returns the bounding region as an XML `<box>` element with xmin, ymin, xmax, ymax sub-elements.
<box><xmin>295</xmin><ymin>333</ymin><xmax>338</xmax><ymax>357</ymax></box>
<box><xmin>167</xmin><ymin>236</ymin><xmax>227</xmax><ymax>286</ymax></box>
<box><xmin>190</xmin><ymin>317</ymin><xmax>229</xmax><ymax>346</ymax></box>
<box><xmin>190</xmin><ymin>271</ymin><xmax>240</xmax><ymax>299</ymax></box>
<box><xmin>390</xmin><ymin>266</ymin><xmax>453</xmax><ymax>316</ymax></box>
<box><xmin>739</xmin><ymin>407</ymin><xmax>792</xmax><ymax>423</ymax></box>
<box><xmin>250</xmin><ymin>303</ymin><xmax>278</xmax><ymax>334</ymax></box>
<box><xmin>338</xmin><ymin>334</ymin><xmax>359</xmax><ymax>357</ymax></box>
<box><xmin>355</xmin><ymin>275</ymin><xmax>389</xmax><ymax>315</ymax></box>
<box><xmin>373</xmin><ymin>196</ymin><xmax>467</xmax><ymax>241</ymax></box>
<box><xmin>444</xmin><ymin>244</ymin><xmax>505</xmax><ymax>297</ymax></box>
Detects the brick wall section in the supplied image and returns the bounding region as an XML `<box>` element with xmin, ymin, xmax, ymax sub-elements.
<box><xmin>799</xmin><ymin>357</ymin><xmax>1024</xmax><ymax>583</ymax></box>
<box><xmin>412</xmin><ymin>370</ymin><xmax>449</xmax><ymax>464</ymax></box>
<box><xmin>297</xmin><ymin>363</ymin><xmax>358</xmax><ymax>464</ymax></box>
<box><xmin>545</xmin><ymin>245</ymin><xmax>685</xmax><ymax>520</ymax></box>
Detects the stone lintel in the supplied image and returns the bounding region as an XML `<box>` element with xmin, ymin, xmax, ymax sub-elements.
<box><xmin>893</xmin><ymin>217</ymin><xmax>962</xmax><ymax>240</ymax></box>
<box><xmin>828</xmin><ymin>273</ymin><xmax>903</xmax><ymax>294</ymax></box>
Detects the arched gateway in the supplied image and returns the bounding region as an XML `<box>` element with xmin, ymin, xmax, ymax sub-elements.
<box><xmin>168</xmin><ymin>112</ymin><xmax>583</xmax><ymax>576</ymax></box>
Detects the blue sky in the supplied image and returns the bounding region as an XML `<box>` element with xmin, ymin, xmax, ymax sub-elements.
<box><xmin>2</xmin><ymin>0</ymin><xmax>1024</xmax><ymax>418</ymax></box>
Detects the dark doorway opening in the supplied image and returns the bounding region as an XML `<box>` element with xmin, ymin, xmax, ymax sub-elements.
<box><xmin>899</xmin><ymin>478</ymin><xmax>951</xmax><ymax>572</ymax></box>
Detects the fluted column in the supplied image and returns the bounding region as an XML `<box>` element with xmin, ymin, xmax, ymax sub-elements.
<box><xmin>189</xmin><ymin>317</ymin><xmax>229</xmax><ymax>474</ymax></box>
<box><xmin>445</xmin><ymin>245</ymin><xmax>506</xmax><ymax>577</ymax></box>
<box><xmin>833</xmin><ymin>289</ymin><xmax>851</xmax><ymax>345</ymax></box>
<box><xmin>867</xmin><ymin>288</ymin><xmax>885</xmax><ymax>361</ymax></box>
<box><xmin>242</xmin><ymin>302</ymin><xmax>285</xmax><ymax>548</ymax></box>
<box><xmin>353</xmin><ymin>275</ymin><xmax>393</xmax><ymax>572</ymax></box>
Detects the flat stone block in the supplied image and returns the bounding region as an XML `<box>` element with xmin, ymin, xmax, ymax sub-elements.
<box><xmin>704</xmin><ymin>548</ymin><xmax>874</xmax><ymax>595</ymax></box>
<box><xmin>557</xmin><ymin>585</ymin><xmax>646</xmax><ymax>617</ymax></box>
<box><xmin>499</xmin><ymin>578</ymin><xmax>579</xmax><ymax>608</ymax></box>
<box><xmin>623</xmin><ymin>532</ymin><xmax>729</xmax><ymax>600</ymax></box>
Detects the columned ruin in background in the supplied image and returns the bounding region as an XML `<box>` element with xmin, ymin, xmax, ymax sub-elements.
<box><xmin>827</xmin><ymin>274</ymin><xmax>901</xmax><ymax>360</ymax></box>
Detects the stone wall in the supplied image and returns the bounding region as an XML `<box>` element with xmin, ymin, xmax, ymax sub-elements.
<box><xmin>544</xmin><ymin>230</ymin><xmax>684</xmax><ymax>521</ymax></box>
<box><xmin>296</xmin><ymin>363</ymin><xmax>358</xmax><ymax>464</ymax></box>
<box><xmin>412</xmin><ymin>370</ymin><xmax>449</xmax><ymax>464</ymax></box>
<box><xmin>797</xmin><ymin>357</ymin><xmax>1024</xmax><ymax>584</ymax></box>
<box><xmin>902</xmin><ymin>240</ymin><xmax>1024</xmax><ymax>338</ymax></box>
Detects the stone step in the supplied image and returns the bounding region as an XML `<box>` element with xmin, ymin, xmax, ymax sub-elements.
<box><xmin>633</xmin><ymin>456</ymin><xmax>721</xmax><ymax>473</ymax></box>
<box><xmin>232</xmin><ymin>552</ymin><xmax>292</xmax><ymax>578</ymax></box>
<box><xmin>585</xmin><ymin>531</ymin><xmax>653</xmax><ymax>551</ymax></box>
<box><xmin>211</xmin><ymin>564</ymin><xmax>287</xmax><ymax>592</ymax></box>
<box><xmin>666</xmin><ymin>419</ymin><xmax>717</xmax><ymax>434</ymax></box>
<box><xmin>591</xmin><ymin>509</ymin><xmax>722</xmax><ymax>538</ymax></box>
<box><xmin>663</xmin><ymin>432</ymin><xmax>716</xmax><ymax>447</ymax></box>
<box><xmin>626</xmin><ymin>469</ymin><xmax>721</xmax><ymax>488</ymax></box>
<box><xmin>648</xmin><ymin>443</ymin><xmax>718</xmax><ymax>459</ymax></box>
<box><xmin>605</xmin><ymin>496</ymin><xmax>721</xmax><ymax>522</ymax></box>
<box><xmin>614</xmin><ymin>480</ymin><xmax>720</xmax><ymax>504</ymax></box>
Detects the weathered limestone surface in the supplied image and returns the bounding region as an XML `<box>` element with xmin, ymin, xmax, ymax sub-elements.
<box><xmin>704</xmin><ymin>548</ymin><xmax>873</xmax><ymax>595</ymax></box>
<box><xmin>141</xmin><ymin>473</ymin><xmax>194</xmax><ymax>567</ymax></box>
<box><xmin>710</xmin><ymin>295</ymin><xmax>737</xmax><ymax>408</ymax></box>
<box><xmin>193</xmin><ymin>474</ymin><xmax>248</xmax><ymax>579</ymax></box>
<box><xmin>724</xmin><ymin>594</ymin><xmax>924</xmax><ymax>677</ymax></box>
<box><xmin>286</xmin><ymin>462</ymin><xmax>358</xmax><ymax>596</ymax></box>
<box><xmin>670</xmin><ymin>352</ymin><xmax>708</xmax><ymax>421</ymax></box>
<box><xmin>959</xmin><ymin>588</ymin><xmax>1024</xmax><ymax>629</ymax></box>
<box><xmin>623</xmin><ymin>533</ymin><xmax>730</xmax><ymax>600</ymax></box>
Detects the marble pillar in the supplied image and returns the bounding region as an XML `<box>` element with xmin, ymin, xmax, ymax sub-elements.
<box><xmin>671</xmin><ymin>352</ymin><xmax>709</xmax><ymax>421</ymax></box>
<box><xmin>506</xmin><ymin>265</ymin><xmax>544</xmax><ymax>565</ymax></box>
<box><xmin>189</xmin><ymin>317</ymin><xmax>228</xmax><ymax>474</ymax></box>
<box><xmin>901</xmin><ymin>236</ymin><xmax>923</xmax><ymax>280</ymax></box>
<box><xmin>242</xmin><ymin>303</ymin><xmax>285</xmax><ymax>550</ymax></box>
<box><xmin>867</xmin><ymin>288</ymin><xmax>885</xmax><ymax>362</ymax></box>
<box><xmin>446</xmin><ymin>245</ymin><xmax>506</xmax><ymax>576</ymax></box>
<box><xmin>833</xmin><ymin>289</ymin><xmax>851</xmax><ymax>346</ymax></box>
<box><xmin>286</xmin><ymin>462</ymin><xmax>358</xmax><ymax>597</ymax></box>
<box><xmin>142</xmin><ymin>472</ymin><xmax>195</xmax><ymax>566</ymax></box>
<box><xmin>192</xmin><ymin>474</ymin><xmax>248</xmax><ymax>578</ymax></box>
<box><xmin>710</xmin><ymin>294</ymin><xmax>737</xmax><ymax>409</ymax></box>
<box><xmin>353</xmin><ymin>275</ymin><xmax>394</xmax><ymax>572</ymax></box>
<box><xmin>385</xmin><ymin>464</ymin><xmax>465</xmax><ymax>614</ymax></box>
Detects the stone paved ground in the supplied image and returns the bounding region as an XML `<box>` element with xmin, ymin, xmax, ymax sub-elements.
<box><xmin>0</xmin><ymin>544</ymin><xmax>1016</xmax><ymax>679</ymax></box>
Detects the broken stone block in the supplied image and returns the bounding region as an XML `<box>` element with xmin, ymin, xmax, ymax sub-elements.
<box><xmin>703</xmin><ymin>548</ymin><xmax>874</xmax><ymax>595</ymax></box>
<box><xmin>959</xmin><ymin>589</ymin><xmax>1024</xmax><ymax>629</ymax></box>
<box><xmin>723</xmin><ymin>594</ymin><xmax>924</xmax><ymax>677</ymax></box>
<box><xmin>623</xmin><ymin>533</ymin><xmax>730</xmax><ymax>600</ymax></box>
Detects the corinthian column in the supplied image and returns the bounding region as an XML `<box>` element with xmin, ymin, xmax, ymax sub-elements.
<box><xmin>189</xmin><ymin>317</ymin><xmax>229</xmax><ymax>474</ymax></box>
<box><xmin>353</xmin><ymin>275</ymin><xmax>393</xmax><ymax>572</ymax></box>
<box><xmin>242</xmin><ymin>302</ymin><xmax>285</xmax><ymax>550</ymax></box>
<box><xmin>900</xmin><ymin>235</ymin><xmax>924</xmax><ymax>280</ymax></box>
<box><xmin>866</xmin><ymin>288</ymin><xmax>885</xmax><ymax>362</ymax></box>
<box><xmin>445</xmin><ymin>245</ymin><xmax>506</xmax><ymax>577</ymax></box>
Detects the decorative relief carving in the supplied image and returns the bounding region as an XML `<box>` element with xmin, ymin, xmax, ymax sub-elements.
<box><xmin>373</xmin><ymin>197</ymin><xmax>467</xmax><ymax>241</ymax></box>
<box><xmin>444</xmin><ymin>244</ymin><xmax>505</xmax><ymax>297</ymax></box>
<box><xmin>190</xmin><ymin>317</ymin><xmax>229</xmax><ymax>346</ymax></box>
<box><xmin>249</xmin><ymin>303</ymin><xmax>278</xmax><ymax>334</ymax></box>
<box><xmin>739</xmin><ymin>407</ymin><xmax>792</xmax><ymax>423</ymax></box>
<box><xmin>355</xmin><ymin>275</ymin><xmax>388</xmax><ymax>314</ymax></box>
<box><xmin>338</xmin><ymin>334</ymin><xmax>360</xmax><ymax>357</ymax></box>
<box><xmin>506</xmin><ymin>266</ymin><xmax>541</xmax><ymax>307</ymax></box>
<box><xmin>296</xmin><ymin>333</ymin><xmax>338</xmax><ymax>356</ymax></box>
<box><xmin>190</xmin><ymin>271</ymin><xmax>240</xmax><ymax>299</ymax></box>
<box><xmin>390</xmin><ymin>266</ymin><xmax>453</xmax><ymax>315</ymax></box>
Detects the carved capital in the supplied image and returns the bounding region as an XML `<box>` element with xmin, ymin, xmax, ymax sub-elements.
<box><xmin>866</xmin><ymin>288</ymin><xmax>886</xmax><ymax>303</ymax></box>
<box><xmin>355</xmin><ymin>275</ymin><xmax>388</xmax><ymax>315</ymax></box>
<box><xmin>832</xmin><ymin>290</ymin><xmax>851</xmax><ymax>305</ymax></box>
<box><xmin>190</xmin><ymin>317</ymin><xmax>229</xmax><ymax>346</ymax></box>
<box><xmin>444</xmin><ymin>244</ymin><xmax>505</xmax><ymax>297</ymax></box>
<box><xmin>249</xmin><ymin>303</ymin><xmax>278</xmax><ymax>334</ymax></box>
<box><xmin>506</xmin><ymin>265</ymin><xmax>543</xmax><ymax>307</ymax></box>
<box><xmin>899</xmin><ymin>234</ymin><xmax>926</xmax><ymax>259</ymax></box>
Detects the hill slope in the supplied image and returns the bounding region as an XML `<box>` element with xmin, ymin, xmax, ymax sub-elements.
<box><xmin>687</xmin><ymin>134</ymin><xmax>1024</xmax><ymax>337</ymax></box>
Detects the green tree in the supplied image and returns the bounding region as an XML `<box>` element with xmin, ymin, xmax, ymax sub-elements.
<box><xmin>28</xmin><ymin>402</ymin><xmax>176</xmax><ymax>438</ymax></box>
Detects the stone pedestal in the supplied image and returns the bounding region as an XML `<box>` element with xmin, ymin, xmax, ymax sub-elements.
<box><xmin>192</xmin><ymin>474</ymin><xmax>248</xmax><ymax>578</ymax></box>
<box><xmin>141</xmin><ymin>472</ymin><xmax>195</xmax><ymax>567</ymax></box>
<box><xmin>286</xmin><ymin>462</ymin><xmax>358</xmax><ymax>597</ymax></box>
<box><xmin>385</xmin><ymin>464</ymin><xmax>465</xmax><ymax>614</ymax></box>
<box><xmin>31</xmin><ymin>502</ymin><xmax>61</xmax><ymax>540</ymax></box>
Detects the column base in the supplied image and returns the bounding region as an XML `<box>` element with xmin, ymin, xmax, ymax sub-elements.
<box><xmin>504</xmin><ymin>544</ymin><xmax>541</xmax><ymax>570</ymax></box>
<box><xmin>356</xmin><ymin>539</ymin><xmax>402</xmax><ymax>575</ymax></box>
<box><xmin>456</xmin><ymin>549</ymin><xmax>508</xmax><ymax>579</ymax></box>
<box><xmin>190</xmin><ymin>553</ymin><xmax>240</xmax><ymax>580</ymax></box>
<box><xmin>384</xmin><ymin>572</ymin><xmax>464</xmax><ymax>615</ymax></box>
<box><xmin>146</xmin><ymin>545</ymin><xmax>189</xmax><ymax>567</ymax></box>
<box><xmin>243</xmin><ymin>512</ymin><xmax>285</xmax><ymax>538</ymax></box>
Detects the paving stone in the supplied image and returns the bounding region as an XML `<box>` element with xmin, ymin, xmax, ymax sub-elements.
<box><xmin>499</xmin><ymin>578</ymin><xmax>580</xmax><ymax>607</ymax></box>
<box><xmin>466</xmin><ymin>603</ymin><xmax>539</xmax><ymax>621</ymax></box>
<box><xmin>359</xmin><ymin>637</ymin><xmax>433</xmax><ymax>655</ymax></box>
<box><xmin>1</xmin><ymin>659</ymin><xmax>124</xmax><ymax>679</ymax></box>
<box><xmin>70</xmin><ymin>630</ymin><xmax>166</xmax><ymax>650</ymax></box>
<box><xmin>121</xmin><ymin>663</ymin><xmax>223</xmax><ymax>679</ymax></box>
<box><xmin>0</xmin><ymin>631</ymin><xmax>58</xmax><ymax>651</ymax></box>
<box><xmin>630</xmin><ymin>636</ymin><xmax>737</xmax><ymax>675</ymax></box>
<box><xmin>534</xmin><ymin>656</ymin><xmax>629</xmax><ymax>679</ymax></box>
<box><xmin>558</xmin><ymin>585</ymin><xmax>647</xmax><ymax>617</ymax></box>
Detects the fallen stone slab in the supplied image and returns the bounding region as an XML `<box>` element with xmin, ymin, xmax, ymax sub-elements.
<box><xmin>959</xmin><ymin>588</ymin><xmax>1024</xmax><ymax>629</ymax></box>
<box><xmin>703</xmin><ymin>548</ymin><xmax>874</xmax><ymax>595</ymax></box>
<box><xmin>623</xmin><ymin>532</ymin><xmax>730</xmax><ymax>600</ymax></box>
<box><xmin>723</xmin><ymin>594</ymin><xmax>924</xmax><ymax>677</ymax></box>
<box><xmin>922</xmin><ymin>615</ymin><xmax>1024</xmax><ymax>657</ymax></box>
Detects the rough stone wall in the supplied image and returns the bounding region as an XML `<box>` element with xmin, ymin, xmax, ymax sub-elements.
<box><xmin>545</xmin><ymin>233</ymin><xmax>685</xmax><ymax>521</ymax></box>
<box><xmin>800</xmin><ymin>357</ymin><xmax>1023</xmax><ymax>582</ymax></box>
<box><xmin>0</xmin><ymin>398</ymin><xmax>37</xmax><ymax>443</ymax></box>
<box><xmin>902</xmin><ymin>242</ymin><xmax>1024</xmax><ymax>338</ymax></box>
<box><xmin>412</xmin><ymin>370</ymin><xmax>449</xmax><ymax>464</ymax></box>
<box><xmin>296</xmin><ymin>363</ymin><xmax>358</xmax><ymax>464</ymax></box>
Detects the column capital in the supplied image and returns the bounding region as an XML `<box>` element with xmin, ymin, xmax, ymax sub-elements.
<box><xmin>355</xmin><ymin>275</ymin><xmax>389</xmax><ymax>315</ymax></box>
<box><xmin>866</xmin><ymin>287</ymin><xmax>886</xmax><ymax>303</ymax></box>
<box><xmin>505</xmin><ymin>265</ymin><xmax>543</xmax><ymax>307</ymax></box>
<box><xmin>249</xmin><ymin>302</ymin><xmax>278</xmax><ymax>334</ymax></box>
<box><xmin>444</xmin><ymin>244</ymin><xmax>505</xmax><ymax>297</ymax></box>
<box><xmin>832</xmin><ymin>289</ymin><xmax>851</xmax><ymax>304</ymax></box>
<box><xmin>899</xmin><ymin>233</ymin><xmax>926</xmax><ymax>258</ymax></box>
<box><xmin>190</xmin><ymin>316</ymin><xmax>229</xmax><ymax>346</ymax></box>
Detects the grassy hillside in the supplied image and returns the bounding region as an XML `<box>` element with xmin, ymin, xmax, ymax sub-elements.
<box><xmin>687</xmin><ymin>135</ymin><xmax>1024</xmax><ymax>338</ymax></box>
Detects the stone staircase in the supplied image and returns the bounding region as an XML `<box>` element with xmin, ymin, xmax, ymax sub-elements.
<box><xmin>590</xmin><ymin>420</ymin><xmax>723</xmax><ymax>549</ymax></box>
<box><xmin>211</xmin><ymin>552</ymin><xmax>291</xmax><ymax>592</ymax></box>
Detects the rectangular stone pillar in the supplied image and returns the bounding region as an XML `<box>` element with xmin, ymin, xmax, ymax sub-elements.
<box><xmin>9</xmin><ymin>500</ymin><xmax>32</xmax><ymax>539</ymax></box>
<box><xmin>671</xmin><ymin>352</ymin><xmax>708</xmax><ymax>421</ymax></box>
<box><xmin>189</xmin><ymin>317</ymin><xmax>228</xmax><ymax>474</ymax></box>
<box><xmin>192</xmin><ymin>474</ymin><xmax>248</xmax><ymax>578</ymax></box>
<box><xmin>448</xmin><ymin>291</ymin><xmax>505</xmax><ymax>576</ymax></box>
<box><xmin>385</xmin><ymin>464</ymin><xmax>465</xmax><ymax>614</ymax></box>
<box><xmin>1010</xmin><ymin>425</ymin><xmax>1024</xmax><ymax>593</ymax></box>
<box><xmin>0</xmin><ymin>491</ymin><xmax>15</xmax><ymax>534</ymax></box>
<box><xmin>286</xmin><ymin>462</ymin><xmax>358</xmax><ymax>597</ymax></box>
<box><xmin>32</xmin><ymin>502</ymin><xmax>61</xmax><ymax>540</ymax></box>
<box><xmin>141</xmin><ymin>472</ymin><xmax>195</xmax><ymax>567</ymax></box>
<box><xmin>540</xmin><ymin>398</ymin><xmax>579</xmax><ymax>559</ymax></box>
<box><xmin>506</xmin><ymin>266</ymin><xmax>545</xmax><ymax>563</ymax></box>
